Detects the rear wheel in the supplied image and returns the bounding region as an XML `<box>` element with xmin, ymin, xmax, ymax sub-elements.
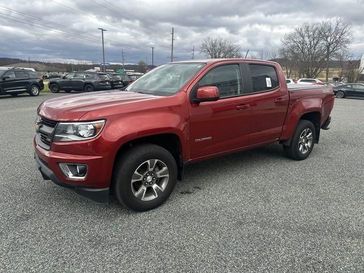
<box><xmin>336</xmin><ymin>91</ymin><xmax>345</xmax><ymax>98</ymax></box>
<box><xmin>113</xmin><ymin>144</ymin><xmax>177</xmax><ymax>211</ymax></box>
<box><xmin>29</xmin><ymin>85</ymin><xmax>40</xmax><ymax>96</ymax></box>
<box><xmin>284</xmin><ymin>120</ymin><xmax>316</xmax><ymax>160</ymax></box>
<box><xmin>49</xmin><ymin>83</ymin><xmax>60</xmax><ymax>93</ymax></box>
<box><xmin>84</xmin><ymin>84</ymin><xmax>94</xmax><ymax>92</ymax></box>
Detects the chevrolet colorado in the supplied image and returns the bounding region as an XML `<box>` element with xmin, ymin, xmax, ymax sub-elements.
<box><xmin>34</xmin><ymin>59</ymin><xmax>334</xmax><ymax>211</ymax></box>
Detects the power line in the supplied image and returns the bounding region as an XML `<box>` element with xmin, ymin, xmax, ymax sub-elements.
<box><xmin>0</xmin><ymin>6</ymin><xmax>100</xmax><ymax>43</ymax></box>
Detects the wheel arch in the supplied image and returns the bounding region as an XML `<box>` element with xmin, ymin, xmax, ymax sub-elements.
<box><xmin>281</xmin><ymin>111</ymin><xmax>321</xmax><ymax>146</ymax></box>
<box><xmin>111</xmin><ymin>133</ymin><xmax>184</xmax><ymax>192</ymax></box>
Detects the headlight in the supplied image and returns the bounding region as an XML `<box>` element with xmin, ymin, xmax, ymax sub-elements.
<box><xmin>54</xmin><ymin>120</ymin><xmax>105</xmax><ymax>142</ymax></box>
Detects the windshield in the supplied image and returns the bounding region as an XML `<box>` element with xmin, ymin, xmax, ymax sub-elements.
<box><xmin>0</xmin><ymin>69</ymin><xmax>8</xmax><ymax>77</ymax></box>
<box><xmin>127</xmin><ymin>63</ymin><xmax>206</xmax><ymax>95</ymax></box>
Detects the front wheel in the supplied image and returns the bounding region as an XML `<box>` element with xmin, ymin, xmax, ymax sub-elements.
<box><xmin>283</xmin><ymin>120</ymin><xmax>316</xmax><ymax>160</ymax></box>
<box><xmin>29</xmin><ymin>85</ymin><xmax>40</xmax><ymax>96</ymax></box>
<box><xmin>336</xmin><ymin>91</ymin><xmax>345</xmax><ymax>98</ymax></box>
<box><xmin>49</xmin><ymin>83</ymin><xmax>60</xmax><ymax>93</ymax></box>
<box><xmin>84</xmin><ymin>84</ymin><xmax>94</xmax><ymax>92</ymax></box>
<box><xmin>113</xmin><ymin>144</ymin><xmax>177</xmax><ymax>211</ymax></box>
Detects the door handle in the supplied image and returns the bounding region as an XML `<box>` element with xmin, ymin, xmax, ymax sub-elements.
<box><xmin>274</xmin><ymin>97</ymin><xmax>284</xmax><ymax>103</ymax></box>
<box><xmin>236</xmin><ymin>104</ymin><xmax>250</xmax><ymax>110</ymax></box>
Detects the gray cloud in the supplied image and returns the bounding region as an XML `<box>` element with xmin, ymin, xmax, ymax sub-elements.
<box><xmin>0</xmin><ymin>0</ymin><xmax>363</xmax><ymax>64</ymax></box>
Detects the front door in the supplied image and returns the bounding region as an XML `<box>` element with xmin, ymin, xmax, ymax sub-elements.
<box><xmin>189</xmin><ymin>64</ymin><xmax>246</xmax><ymax>159</ymax></box>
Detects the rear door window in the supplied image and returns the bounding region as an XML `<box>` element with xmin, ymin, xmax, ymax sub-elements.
<box><xmin>15</xmin><ymin>71</ymin><xmax>29</xmax><ymax>79</ymax></box>
<box><xmin>247</xmin><ymin>64</ymin><xmax>279</xmax><ymax>93</ymax></box>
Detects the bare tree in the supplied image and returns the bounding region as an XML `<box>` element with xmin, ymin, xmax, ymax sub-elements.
<box><xmin>281</xmin><ymin>19</ymin><xmax>351</xmax><ymax>80</ymax></box>
<box><xmin>281</xmin><ymin>23</ymin><xmax>326</xmax><ymax>78</ymax></box>
<box><xmin>200</xmin><ymin>37</ymin><xmax>241</xmax><ymax>58</ymax></box>
<box><xmin>319</xmin><ymin>18</ymin><xmax>351</xmax><ymax>82</ymax></box>
<box><xmin>137</xmin><ymin>60</ymin><xmax>147</xmax><ymax>73</ymax></box>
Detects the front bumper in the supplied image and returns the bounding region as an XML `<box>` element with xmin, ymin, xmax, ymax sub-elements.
<box><xmin>34</xmin><ymin>148</ymin><xmax>110</xmax><ymax>203</ymax></box>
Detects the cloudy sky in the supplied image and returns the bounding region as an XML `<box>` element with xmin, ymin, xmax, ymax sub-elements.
<box><xmin>0</xmin><ymin>0</ymin><xmax>363</xmax><ymax>65</ymax></box>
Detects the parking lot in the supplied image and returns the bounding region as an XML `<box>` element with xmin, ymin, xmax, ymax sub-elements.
<box><xmin>0</xmin><ymin>92</ymin><xmax>363</xmax><ymax>272</ymax></box>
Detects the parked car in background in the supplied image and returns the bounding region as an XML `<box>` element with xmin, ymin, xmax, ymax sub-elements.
<box><xmin>0</xmin><ymin>67</ymin><xmax>43</xmax><ymax>97</ymax></box>
<box><xmin>103</xmin><ymin>73</ymin><xmax>132</xmax><ymax>89</ymax></box>
<box><xmin>286</xmin><ymin>78</ymin><xmax>296</xmax><ymax>85</ymax></box>
<box><xmin>43</xmin><ymin>73</ymin><xmax>62</xmax><ymax>80</ymax></box>
<box><xmin>333</xmin><ymin>83</ymin><xmax>364</xmax><ymax>98</ymax></box>
<box><xmin>49</xmin><ymin>72</ymin><xmax>111</xmax><ymax>93</ymax></box>
<box><xmin>297</xmin><ymin>78</ymin><xmax>324</xmax><ymax>85</ymax></box>
<box><xmin>120</xmin><ymin>74</ymin><xmax>133</xmax><ymax>87</ymax></box>
<box><xmin>127</xmin><ymin>72</ymin><xmax>144</xmax><ymax>82</ymax></box>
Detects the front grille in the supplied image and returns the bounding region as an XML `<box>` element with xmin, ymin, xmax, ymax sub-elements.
<box><xmin>37</xmin><ymin>117</ymin><xmax>57</xmax><ymax>150</ymax></box>
<box><xmin>41</xmin><ymin>117</ymin><xmax>57</xmax><ymax>128</ymax></box>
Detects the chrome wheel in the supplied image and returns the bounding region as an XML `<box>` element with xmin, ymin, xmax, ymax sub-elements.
<box><xmin>30</xmin><ymin>85</ymin><xmax>40</xmax><ymax>96</ymax></box>
<box><xmin>298</xmin><ymin>128</ymin><xmax>313</xmax><ymax>154</ymax></box>
<box><xmin>131</xmin><ymin>159</ymin><xmax>169</xmax><ymax>202</ymax></box>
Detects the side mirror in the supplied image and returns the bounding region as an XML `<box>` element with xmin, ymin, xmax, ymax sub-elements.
<box><xmin>193</xmin><ymin>86</ymin><xmax>219</xmax><ymax>103</ymax></box>
<box><xmin>2</xmin><ymin>76</ymin><xmax>10</xmax><ymax>81</ymax></box>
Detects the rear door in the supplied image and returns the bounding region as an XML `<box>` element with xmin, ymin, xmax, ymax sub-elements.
<box><xmin>238</xmin><ymin>63</ymin><xmax>289</xmax><ymax>145</ymax></box>
<box><xmin>1</xmin><ymin>71</ymin><xmax>19</xmax><ymax>93</ymax></box>
<box><xmin>14</xmin><ymin>70</ymin><xmax>29</xmax><ymax>91</ymax></box>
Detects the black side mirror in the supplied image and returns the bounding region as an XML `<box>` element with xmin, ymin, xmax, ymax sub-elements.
<box><xmin>2</xmin><ymin>76</ymin><xmax>10</xmax><ymax>81</ymax></box>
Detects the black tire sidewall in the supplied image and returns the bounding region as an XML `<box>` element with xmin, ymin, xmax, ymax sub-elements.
<box><xmin>84</xmin><ymin>84</ymin><xmax>94</xmax><ymax>92</ymax></box>
<box><xmin>336</xmin><ymin>91</ymin><xmax>345</xmax><ymax>98</ymax></box>
<box><xmin>50</xmin><ymin>84</ymin><xmax>59</xmax><ymax>93</ymax></box>
<box><xmin>114</xmin><ymin>144</ymin><xmax>178</xmax><ymax>211</ymax></box>
<box><xmin>289</xmin><ymin>120</ymin><xmax>316</xmax><ymax>160</ymax></box>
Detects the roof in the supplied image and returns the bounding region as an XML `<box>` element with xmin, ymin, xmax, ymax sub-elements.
<box><xmin>171</xmin><ymin>58</ymin><xmax>279</xmax><ymax>66</ymax></box>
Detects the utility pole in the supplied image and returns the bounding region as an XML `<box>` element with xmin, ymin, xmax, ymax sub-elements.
<box><xmin>171</xmin><ymin>27</ymin><xmax>175</xmax><ymax>62</ymax></box>
<box><xmin>151</xmin><ymin>47</ymin><xmax>154</xmax><ymax>66</ymax></box>
<box><xmin>98</xmin><ymin>28</ymin><xmax>107</xmax><ymax>72</ymax></box>
<box><xmin>192</xmin><ymin>46</ymin><xmax>195</xmax><ymax>60</ymax></box>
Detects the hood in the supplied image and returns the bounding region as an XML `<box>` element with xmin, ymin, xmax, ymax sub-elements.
<box><xmin>39</xmin><ymin>91</ymin><xmax>160</xmax><ymax>121</ymax></box>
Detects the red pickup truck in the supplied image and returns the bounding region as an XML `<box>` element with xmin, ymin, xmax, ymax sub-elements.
<box><xmin>34</xmin><ymin>59</ymin><xmax>334</xmax><ymax>211</ymax></box>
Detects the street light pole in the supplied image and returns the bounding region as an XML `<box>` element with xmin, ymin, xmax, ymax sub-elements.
<box><xmin>171</xmin><ymin>27</ymin><xmax>174</xmax><ymax>62</ymax></box>
<box><xmin>98</xmin><ymin>28</ymin><xmax>107</xmax><ymax>72</ymax></box>
<box><xmin>151</xmin><ymin>47</ymin><xmax>154</xmax><ymax>66</ymax></box>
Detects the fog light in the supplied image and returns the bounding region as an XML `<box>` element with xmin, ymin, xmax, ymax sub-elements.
<box><xmin>59</xmin><ymin>163</ymin><xmax>88</xmax><ymax>180</ymax></box>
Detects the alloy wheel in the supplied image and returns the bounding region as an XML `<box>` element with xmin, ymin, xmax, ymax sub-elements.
<box><xmin>130</xmin><ymin>159</ymin><xmax>169</xmax><ymax>201</ymax></box>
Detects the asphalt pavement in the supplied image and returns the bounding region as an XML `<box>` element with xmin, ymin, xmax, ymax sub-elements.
<box><xmin>0</xmin><ymin>92</ymin><xmax>363</xmax><ymax>273</ymax></box>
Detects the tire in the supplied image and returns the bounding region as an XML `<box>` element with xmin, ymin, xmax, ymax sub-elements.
<box><xmin>49</xmin><ymin>83</ymin><xmax>60</xmax><ymax>93</ymax></box>
<box><xmin>29</xmin><ymin>85</ymin><xmax>40</xmax><ymax>96</ymax></box>
<box><xmin>10</xmin><ymin>93</ymin><xmax>18</xmax><ymax>97</ymax></box>
<box><xmin>113</xmin><ymin>144</ymin><xmax>178</xmax><ymax>212</ymax></box>
<box><xmin>84</xmin><ymin>84</ymin><xmax>94</xmax><ymax>92</ymax></box>
<box><xmin>283</xmin><ymin>120</ymin><xmax>316</xmax><ymax>160</ymax></box>
<box><xmin>336</xmin><ymin>91</ymin><xmax>345</xmax><ymax>98</ymax></box>
<box><xmin>65</xmin><ymin>90</ymin><xmax>72</xmax><ymax>93</ymax></box>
